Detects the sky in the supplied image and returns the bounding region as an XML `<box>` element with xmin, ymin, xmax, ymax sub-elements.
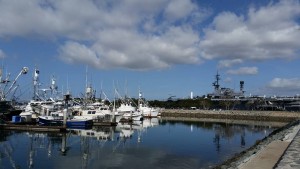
<box><xmin>0</xmin><ymin>0</ymin><xmax>300</xmax><ymax>101</ymax></box>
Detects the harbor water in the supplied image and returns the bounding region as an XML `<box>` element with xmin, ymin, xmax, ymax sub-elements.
<box><xmin>0</xmin><ymin>117</ymin><xmax>284</xmax><ymax>169</ymax></box>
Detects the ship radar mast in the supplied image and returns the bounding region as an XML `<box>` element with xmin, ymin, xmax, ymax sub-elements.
<box><xmin>212</xmin><ymin>71</ymin><xmax>220</xmax><ymax>91</ymax></box>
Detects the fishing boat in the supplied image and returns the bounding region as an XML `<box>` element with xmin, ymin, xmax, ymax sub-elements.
<box><xmin>66</xmin><ymin>118</ymin><xmax>93</xmax><ymax>129</ymax></box>
<box><xmin>38</xmin><ymin>109</ymin><xmax>93</xmax><ymax>129</ymax></box>
<box><xmin>0</xmin><ymin>100</ymin><xmax>22</xmax><ymax>121</ymax></box>
<box><xmin>75</xmin><ymin>102</ymin><xmax>111</xmax><ymax>119</ymax></box>
<box><xmin>117</xmin><ymin>103</ymin><xmax>143</xmax><ymax>121</ymax></box>
<box><xmin>0</xmin><ymin>67</ymin><xmax>29</xmax><ymax>121</ymax></box>
<box><xmin>139</xmin><ymin>105</ymin><xmax>159</xmax><ymax>118</ymax></box>
<box><xmin>20</xmin><ymin>69</ymin><xmax>65</xmax><ymax>122</ymax></box>
<box><xmin>138</xmin><ymin>91</ymin><xmax>159</xmax><ymax>117</ymax></box>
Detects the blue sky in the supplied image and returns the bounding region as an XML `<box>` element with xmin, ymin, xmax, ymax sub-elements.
<box><xmin>0</xmin><ymin>0</ymin><xmax>300</xmax><ymax>101</ymax></box>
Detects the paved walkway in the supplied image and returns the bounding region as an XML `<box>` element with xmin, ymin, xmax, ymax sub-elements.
<box><xmin>275</xmin><ymin>130</ymin><xmax>300</xmax><ymax>168</ymax></box>
<box><xmin>239</xmin><ymin>140</ymin><xmax>290</xmax><ymax>169</ymax></box>
<box><xmin>239</xmin><ymin>124</ymin><xmax>300</xmax><ymax>169</ymax></box>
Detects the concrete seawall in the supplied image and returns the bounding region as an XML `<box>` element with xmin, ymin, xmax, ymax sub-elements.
<box><xmin>161</xmin><ymin>109</ymin><xmax>300</xmax><ymax>122</ymax></box>
<box><xmin>215</xmin><ymin>120</ymin><xmax>300</xmax><ymax>169</ymax></box>
<box><xmin>159</xmin><ymin>109</ymin><xmax>300</xmax><ymax>169</ymax></box>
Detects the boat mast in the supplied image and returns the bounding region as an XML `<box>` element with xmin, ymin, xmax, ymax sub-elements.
<box><xmin>0</xmin><ymin>67</ymin><xmax>3</xmax><ymax>100</ymax></box>
<box><xmin>138</xmin><ymin>88</ymin><xmax>142</xmax><ymax>107</ymax></box>
<box><xmin>112</xmin><ymin>88</ymin><xmax>116</xmax><ymax>122</ymax></box>
<box><xmin>5</xmin><ymin>67</ymin><xmax>29</xmax><ymax>100</ymax></box>
<box><xmin>33</xmin><ymin>68</ymin><xmax>39</xmax><ymax>100</ymax></box>
<box><xmin>85</xmin><ymin>66</ymin><xmax>88</xmax><ymax>100</ymax></box>
<box><xmin>100</xmin><ymin>81</ymin><xmax>103</xmax><ymax>101</ymax></box>
<box><xmin>85</xmin><ymin>66</ymin><xmax>94</xmax><ymax>103</ymax></box>
<box><xmin>50</xmin><ymin>76</ymin><xmax>56</xmax><ymax>95</ymax></box>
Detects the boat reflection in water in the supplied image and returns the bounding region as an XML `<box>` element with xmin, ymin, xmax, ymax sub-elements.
<box><xmin>0</xmin><ymin>118</ymin><xmax>281</xmax><ymax>169</ymax></box>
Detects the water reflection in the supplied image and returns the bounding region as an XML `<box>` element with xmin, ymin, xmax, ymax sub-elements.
<box><xmin>0</xmin><ymin>118</ymin><xmax>281</xmax><ymax>169</ymax></box>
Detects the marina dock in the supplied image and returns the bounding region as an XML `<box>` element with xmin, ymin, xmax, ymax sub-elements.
<box><xmin>0</xmin><ymin>124</ymin><xmax>67</xmax><ymax>132</ymax></box>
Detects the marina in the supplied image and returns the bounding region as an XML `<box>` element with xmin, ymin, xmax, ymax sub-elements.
<box><xmin>0</xmin><ymin>66</ymin><xmax>300</xmax><ymax>168</ymax></box>
<box><xmin>0</xmin><ymin>1</ymin><xmax>299</xmax><ymax>168</ymax></box>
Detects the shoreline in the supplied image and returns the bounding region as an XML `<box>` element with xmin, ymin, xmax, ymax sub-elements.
<box><xmin>160</xmin><ymin>116</ymin><xmax>288</xmax><ymax>127</ymax></box>
<box><xmin>161</xmin><ymin>109</ymin><xmax>300</xmax><ymax>122</ymax></box>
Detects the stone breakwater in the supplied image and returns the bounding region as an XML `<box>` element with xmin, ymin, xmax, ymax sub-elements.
<box><xmin>161</xmin><ymin>109</ymin><xmax>300</xmax><ymax>122</ymax></box>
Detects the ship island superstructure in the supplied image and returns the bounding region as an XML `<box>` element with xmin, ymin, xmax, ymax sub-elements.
<box><xmin>207</xmin><ymin>72</ymin><xmax>245</xmax><ymax>100</ymax></box>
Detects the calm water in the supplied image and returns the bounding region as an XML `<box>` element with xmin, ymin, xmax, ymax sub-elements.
<box><xmin>0</xmin><ymin>118</ymin><xmax>281</xmax><ymax>169</ymax></box>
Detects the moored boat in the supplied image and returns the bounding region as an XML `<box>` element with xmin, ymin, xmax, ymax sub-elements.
<box><xmin>138</xmin><ymin>91</ymin><xmax>160</xmax><ymax>117</ymax></box>
<box><xmin>0</xmin><ymin>67</ymin><xmax>29</xmax><ymax>121</ymax></box>
<box><xmin>116</xmin><ymin>103</ymin><xmax>143</xmax><ymax>121</ymax></box>
<box><xmin>38</xmin><ymin>109</ymin><xmax>93</xmax><ymax>129</ymax></box>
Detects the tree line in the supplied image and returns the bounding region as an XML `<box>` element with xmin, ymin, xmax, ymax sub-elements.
<box><xmin>147</xmin><ymin>98</ymin><xmax>284</xmax><ymax>111</ymax></box>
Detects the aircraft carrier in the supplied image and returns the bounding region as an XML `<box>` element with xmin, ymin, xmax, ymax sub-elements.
<box><xmin>207</xmin><ymin>72</ymin><xmax>300</xmax><ymax>111</ymax></box>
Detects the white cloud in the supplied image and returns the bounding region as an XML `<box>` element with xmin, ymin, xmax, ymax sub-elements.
<box><xmin>263</xmin><ymin>77</ymin><xmax>300</xmax><ymax>96</ymax></box>
<box><xmin>218</xmin><ymin>59</ymin><xmax>243</xmax><ymax>68</ymax></box>
<box><xmin>59</xmin><ymin>26</ymin><xmax>201</xmax><ymax>70</ymax></box>
<box><xmin>59</xmin><ymin>41</ymin><xmax>101</xmax><ymax>68</ymax></box>
<box><xmin>200</xmin><ymin>0</ymin><xmax>300</xmax><ymax>62</ymax></box>
<box><xmin>0</xmin><ymin>0</ymin><xmax>208</xmax><ymax>70</ymax></box>
<box><xmin>223</xmin><ymin>77</ymin><xmax>232</xmax><ymax>83</ymax></box>
<box><xmin>164</xmin><ymin>0</ymin><xmax>195</xmax><ymax>21</ymax></box>
<box><xmin>268</xmin><ymin>78</ymin><xmax>300</xmax><ymax>90</ymax></box>
<box><xmin>227</xmin><ymin>67</ymin><xmax>258</xmax><ymax>75</ymax></box>
<box><xmin>0</xmin><ymin>49</ymin><xmax>6</xmax><ymax>58</ymax></box>
<box><xmin>0</xmin><ymin>0</ymin><xmax>299</xmax><ymax>71</ymax></box>
<box><xmin>0</xmin><ymin>0</ymin><xmax>104</xmax><ymax>39</ymax></box>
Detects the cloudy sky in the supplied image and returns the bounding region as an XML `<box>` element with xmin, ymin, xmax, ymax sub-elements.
<box><xmin>0</xmin><ymin>0</ymin><xmax>300</xmax><ymax>100</ymax></box>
